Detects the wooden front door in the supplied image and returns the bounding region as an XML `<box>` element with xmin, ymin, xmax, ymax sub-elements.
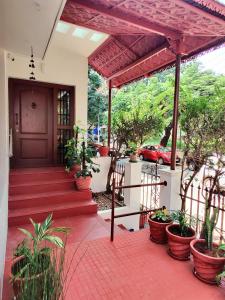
<box><xmin>9</xmin><ymin>79</ymin><xmax>75</xmax><ymax>169</ymax></box>
<box><xmin>10</xmin><ymin>82</ymin><xmax>54</xmax><ymax>168</ymax></box>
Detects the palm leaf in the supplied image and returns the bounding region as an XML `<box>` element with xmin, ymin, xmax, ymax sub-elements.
<box><xmin>42</xmin><ymin>236</ymin><xmax>64</xmax><ymax>248</ymax></box>
<box><xmin>18</xmin><ymin>228</ymin><xmax>33</xmax><ymax>239</ymax></box>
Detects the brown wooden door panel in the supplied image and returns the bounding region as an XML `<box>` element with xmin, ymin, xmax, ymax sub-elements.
<box><xmin>12</xmin><ymin>83</ymin><xmax>53</xmax><ymax>168</ymax></box>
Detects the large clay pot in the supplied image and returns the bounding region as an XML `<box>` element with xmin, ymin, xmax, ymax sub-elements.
<box><xmin>75</xmin><ymin>176</ymin><xmax>92</xmax><ymax>190</ymax></box>
<box><xmin>99</xmin><ymin>146</ymin><xmax>109</xmax><ymax>157</ymax></box>
<box><xmin>148</xmin><ymin>216</ymin><xmax>172</xmax><ymax>244</ymax></box>
<box><xmin>166</xmin><ymin>224</ymin><xmax>196</xmax><ymax>260</ymax></box>
<box><xmin>190</xmin><ymin>239</ymin><xmax>225</xmax><ymax>284</ymax></box>
<box><xmin>11</xmin><ymin>255</ymin><xmax>50</xmax><ymax>299</ymax></box>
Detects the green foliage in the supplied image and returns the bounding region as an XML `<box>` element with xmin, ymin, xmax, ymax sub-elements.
<box><xmin>171</xmin><ymin>210</ymin><xmax>194</xmax><ymax>237</ymax></box>
<box><xmin>151</xmin><ymin>207</ymin><xmax>171</xmax><ymax>223</ymax></box>
<box><xmin>88</xmin><ymin>67</ymin><xmax>107</xmax><ymax>127</ymax></box>
<box><xmin>12</xmin><ymin>214</ymin><xmax>69</xmax><ymax>279</ymax></box>
<box><xmin>203</xmin><ymin>207</ymin><xmax>219</xmax><ymax>251</ymax></box>
<box><xmin>11</xmin><ymin>215</ymin><xmax>70</xmax><ymax>299</ymax></box>
<box><xmin>76</xmin><ymin>141</ymin><xmax>100</xmax><ymax>178</ymax></box>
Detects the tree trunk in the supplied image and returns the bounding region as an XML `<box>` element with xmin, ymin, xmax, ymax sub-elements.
<box><xmin>160</xmin><ymin>121</ymin><xmax>173</xmax><ymax>147</ymax></box>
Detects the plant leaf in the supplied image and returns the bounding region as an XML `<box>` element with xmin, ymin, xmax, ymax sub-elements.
<box><xmin>42</xmin><ymin>236</ymin><xmax>64</xmax><ymax>248</ymax></box>
<box><xmin>18</xmin><ymin>228</ymin><xmax>33</xmax><ymax>239</ymax></box>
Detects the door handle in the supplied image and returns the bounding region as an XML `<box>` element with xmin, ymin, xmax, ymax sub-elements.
<box><xmin>9</xmin><ymin>128</ymin><xmax>13</xmax><ymax>157</ymax></box>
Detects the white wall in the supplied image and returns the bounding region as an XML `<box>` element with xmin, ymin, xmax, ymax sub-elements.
<box><xmin>7</xmin><ymin>45</ymin><xmax>88</xmax><ymax>128</ymax></box>
<box><xmin>91</xmin><ymin>157</ymin><xmax>111</xmax><ymax>193</ymax></box>
<box><xmin>0</xmin><ymin>48</ymin><xmax>9</xmax><ymax>297</ymax></box>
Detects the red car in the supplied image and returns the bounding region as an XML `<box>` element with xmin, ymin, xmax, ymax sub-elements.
<box><xmin>138</xmin><ymin>145</ymin><xmax>180</xmax><ymax>165</ymax></box>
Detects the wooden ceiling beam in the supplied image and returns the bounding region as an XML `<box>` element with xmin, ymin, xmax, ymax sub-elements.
<box><xmin>71</xmin><ymin>0</ymin><xmax>180</xmax><ymax>39</ymax></box>
<box><xmin>108</xmin><ymin>41</ymin><xmax>171</xmax><ymax>80</ymax></box>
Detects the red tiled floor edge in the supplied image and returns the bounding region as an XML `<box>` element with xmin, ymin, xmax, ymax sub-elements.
<box><xmin>4</xmin><ymin>228</ymin><xmax>225</xmax><ymax>300</ymax></box>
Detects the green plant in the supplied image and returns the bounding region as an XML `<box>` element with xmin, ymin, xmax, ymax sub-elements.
<box><xmin>171</xmin><ymin>210</ymin><xmax>194</xmax><ymax>237</ymax></box>
<box><xmin>202</xmin><ymin>206</ymin><xmax>219</xmax><ymax>251</ymax></box>
<box><xmin>11</xmin><ymin>214</ymin><xmax>70</xmax><ymax>299</ymax></box>
<box><xmin>151</xmin><ymin>207</ymin><xmax>171</xmax><ymax>222</ymax></box>
<box><xmin>12</xmin><ymin>214</ymin><xmax>69</xmax><ymax>280</ymax></box>
<box><xmin>76</xmin><ymin>141</ymin><xmax>100</xmax><ymax>178</ymax></box>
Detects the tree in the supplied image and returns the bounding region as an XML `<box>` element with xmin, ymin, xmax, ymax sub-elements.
<box><xmin>179</xmin><ymin>88</ymin><xmax>225</xmax><ymax>211</ymax></box>
<box><xmin>88</xmin><ymin>68</ymin><xmax>107</xmax><ymax>128</ymax></box>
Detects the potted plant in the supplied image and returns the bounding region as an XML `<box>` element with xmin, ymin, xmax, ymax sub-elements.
<box><xmin>75</xmin><ymin>141</ymin><xmax>100</xmax><ymax>190</ymax></box>
<box><xmin>98</xmin><ymin>139</ymin><xmax>109</xmax><ymax>157</ymax></box>
<box><xmin>149</xmin><ymin>207</ymin><xmax>172</xmax><ymax>244</ymax></box>
<box><xmin>166</xmin><ymin>210</ymin><xmax>196</xmax><ymax>260</ymax></box>
<box><xmin>65</xmin><ymin>125</ymin><xmax>82</xmax><ymax>173</ymax></box>
<box><xmin>11</xmin><ymin>214</ymin><xmax>69</xmax><ymax>299</ymax></box>
<box><xmin>128</xmin><ymin>143</ymin><xmax>138</xmax><ymax>162</ymax></box>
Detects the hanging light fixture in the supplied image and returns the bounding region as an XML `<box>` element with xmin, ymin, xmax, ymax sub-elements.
<box><xmin>29</xmin><ymin>47</ymin><xmax>36</xmax><ymax>80</ymax></box>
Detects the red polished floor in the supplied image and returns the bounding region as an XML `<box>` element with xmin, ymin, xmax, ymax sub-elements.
<box><xmin>4</xmin><ymin>225</ymin><xmax>224</xmax><ymax>300</ymax></box>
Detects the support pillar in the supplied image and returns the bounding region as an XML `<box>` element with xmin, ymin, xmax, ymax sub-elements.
<box><xmin>107</xmin><ymin>80</ymin><xmax>112</xmax><ymax>148</ymax></box>
<box><xmin>159</xmin><ymin>168</ymin><xmax>181</xmax><ymax>211</ymax></box>
<box><xmin>171</xmin><ymin>53</ymin><xmax>181</xmax><ymax>170</ymax></box>
<box><xmin>124</xmin><ymin>162</ymin><xmax>142</xmax><ymax>210</ymax></box>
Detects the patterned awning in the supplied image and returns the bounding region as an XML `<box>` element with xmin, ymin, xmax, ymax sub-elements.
<box><xmin>61</xmin><ymin>0</ymin><xmax>225</xmax><ymax>87</ymax></box>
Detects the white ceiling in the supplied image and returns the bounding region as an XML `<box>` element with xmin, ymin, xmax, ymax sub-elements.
<box><xmin>51</xmin><ymin>21</ymin><xmax>109</xmax><ymax>58</ymax></box>
<box><xmin>0</xmin><ymin>0</ymin><xmax>65</xmax><ymax>58</ymax></box>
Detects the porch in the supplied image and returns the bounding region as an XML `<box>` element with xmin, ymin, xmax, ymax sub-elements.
<box><xmin>4</xmin><ymin>227</ymin><xmax>224</xmax><ymax>299</ymax></box>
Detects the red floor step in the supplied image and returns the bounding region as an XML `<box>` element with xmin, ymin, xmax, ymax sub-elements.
<box><xmin>8</xmin><ymin>200</ymin><xmax>97</xmax><ymax>227</ymax></box>
<box><xmin>8</xmin><ymin>167</ymin><xmax>97</xmax><ymax>227</ymax></box>
<box><xmin>10</xmin><ymin>169</ymin><xmax>73</xmax><ymax>184</ymax></box>
<box><xmin>9</xmin><ymin>190</ymin><xmax>92</xmax><ymax>209</ymax></box>
<box><xmin>9</xmin><ymin>178</ymin><xmax>75</xmax><ymax>196</ymax></box>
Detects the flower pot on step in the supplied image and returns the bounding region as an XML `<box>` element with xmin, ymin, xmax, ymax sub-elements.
<box><xmin>190</xmin><ymin>239</ymin><xmax>225</xmax><ymax>285</ymax></box>
<box><xmin>99</xmin><ymin>146</ymin><xmax>109</xmax><ymax>157</ymax></box>
<box><xmin>148</xmin><ymin>216</ymin><xmax>172</xmax><ymax>244</ymax></box>
<box><xmin>75</xmin><ymin>176</ymin><xmax>92</xmax><ymax>190</ymax></box>
<box><xmin>166</xmin><ymin>224</ymin><xmax>196</xmax><ymax>260</ymax></box>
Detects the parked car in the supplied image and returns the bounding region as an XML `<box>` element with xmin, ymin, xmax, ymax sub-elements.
<box><xmin>138</xmin><ymin>145</ymin><xmax>180</xmax><ymax>165</ymax></box>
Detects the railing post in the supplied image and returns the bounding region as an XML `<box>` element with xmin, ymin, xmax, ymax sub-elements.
<box><xmin>158</xmin><ymin>168</ymin><xmax>181</xmax><ymax>211</ymax></box>
<box><xmin>110</xmin><ymin>178</ymin><xmax>115</xmax><ymax>242</ymax></box>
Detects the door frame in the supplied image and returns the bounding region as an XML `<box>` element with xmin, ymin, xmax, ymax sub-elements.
<box><xmin>9</xmin><ymin>78</ymin><xmax>75</xmax><ymax>168</ymax></box>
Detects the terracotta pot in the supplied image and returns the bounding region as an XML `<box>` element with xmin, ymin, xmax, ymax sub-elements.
<box><xmin>190</xmin><ymin>239</ymin><xmax>225</xmax><ymax>285</ymax></box>
<box><xmin>129</xmin><ymin>154</ymin><xmax>137</xmax><ymax>162</ymax></box>
<box><xmin>75</xmin><ymin>176</ymin><xmax>92</xmax><ymax>190</ymax></box>
<box><xmin>166</xmin><ymin>224</ymin><xmax>196</xmax><ymax>260</ymax></box>
<box><xmin>148</xmin><ymin>216</ymin><xmax>172</xmax><ymax>244</ymax></box>
<box><xmin>139</xmin><ymin>212</ymin><xmax>147</xmax><ymax>229</ymax></box>
<box><xmin>11</xmin><ymin>255</ymin><xmax>50</xmax><ymax>299</ymax></box>
<box><xmin>99</xmin><ymin>146</ymin><xmax>109</xmax><ymax>157</ymax></box>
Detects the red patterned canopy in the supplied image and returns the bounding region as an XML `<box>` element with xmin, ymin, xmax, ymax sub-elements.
<box><xmin>61</xmin><ymin>0</ymin><xmax>225</xmax><ymax>87</ymax></box>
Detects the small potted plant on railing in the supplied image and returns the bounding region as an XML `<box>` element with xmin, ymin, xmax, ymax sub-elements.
<box><xmin>148</xmin><ymin>207</ymin><xmax>172</xmax><ymax>244</ymax></box>
<box><xmin>128</xmin><ymin>142</ymin><xmax>138</xmax><ymax>162</ymax></box>
<box><xmin>98</xmin><ymin>139</ymin><xmax>109</xmax><ymax>157</ymax></box>
<box><xmin>166</xmin><ymin>210</ymin><xmax>196</xmax><ymax>260</ymax></box>
<box><xmin>75</xmin><ymin>141</ymin><xmax>100</xmax><ymax>190</ymax></box>
<box><xmin>11</xmin><ymin>214</ymin><xmax>69</xmax><ymax>299</ymax></box>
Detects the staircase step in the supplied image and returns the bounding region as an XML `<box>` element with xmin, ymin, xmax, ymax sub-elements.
<box><xmin>9</xmin><ymin>190</ymin><xmax>92</xmax><ymax>209</ymax></box>
<box><xmin>10</xmin><ymin>169</ymin><xmax>73</xmax><ymax>184</ymax></box>
<box><xmin>9</xmin><ymin>200</ymin><xmax>97</xmax><ymax>226</ymax></box>
<box><xmin>9</xmin><ymin>178</ymin><xmax>75</xmax><ymax>196</ymax></box>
